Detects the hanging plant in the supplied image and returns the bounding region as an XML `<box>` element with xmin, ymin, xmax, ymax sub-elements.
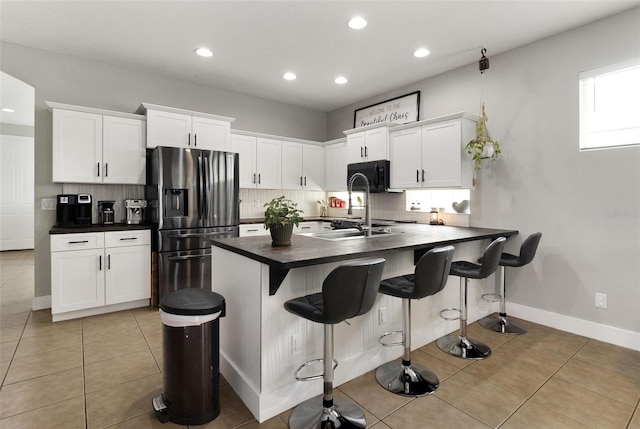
<box><xmin>466</xmin><ymin>103</ymin><xmax>501</xmax><ymax>172</ymax></box>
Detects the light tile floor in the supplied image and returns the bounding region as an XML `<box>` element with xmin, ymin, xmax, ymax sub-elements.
<box><xmin>1</xmin><ymin>249</ymin><xmax>639</xmax><ymax>428</ymax></box>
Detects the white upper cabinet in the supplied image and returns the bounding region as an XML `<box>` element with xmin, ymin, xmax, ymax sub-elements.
<box><xmin>345</xmin><ymin>124</ymin><xmax>391</xmax><ymax>163</ymax></box>
<box><xmin>324</xmin><ymin>140</ymin><xmax>348</xmax><ymax>191</ymax></box>
<box><xmin>140</xmin><ymin>103</ymin><xmax>234</xmax><ymax>151</ymax></box>
<box><xmin>232</xmin><ymin>133</ymin><xmax>281</xmax><ymax>189</ymax></box>
<box><xmin>49</xmin><ymin>103</ymin><xmax>145</xmax><ymax>185</ymax></box>
<box><xmin>281</xmin><ymin>142</ymin><xmax>323</xmax><ymax>191</ymax></box>
<box><xmin>389</xmin><ymin>113</ymin><xmax>476</xmax><ymax>189</ymax></box>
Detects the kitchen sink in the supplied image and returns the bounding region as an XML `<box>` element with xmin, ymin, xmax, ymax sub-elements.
<box><xmin>300</xmin><ymin>228</ymin><xmax>401</xmax><ymax>241</ymax></box>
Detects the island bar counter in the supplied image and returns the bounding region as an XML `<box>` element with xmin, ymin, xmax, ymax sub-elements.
<box><xmin>211</xmin><ymin>224</ymin><xmax>518</xmax><ymax>422</ymax></box>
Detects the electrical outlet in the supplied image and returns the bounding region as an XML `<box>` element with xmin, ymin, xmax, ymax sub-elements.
<box><xmin>378</xmin><ymin>307</ymin><xmax>387</xmax><ymax>325</ymax></box>
<box><xmin>253</xmin><ymin>200</ymin><xmax>260</xmax><ymax>209</ymax></box>
<box><xmin>41</xmin><ymin>198</ymin><xmax>56</xmax><ymax>210</ymax></box>
<box><xmin>292</xmin><ymin>333</ymin><xmax>302</xmax><ymax>354</ymax></box>
<box><xmin>595</xmin><ymin>292</ymin><xmax>607</xmax><ymax>309</ymax></box>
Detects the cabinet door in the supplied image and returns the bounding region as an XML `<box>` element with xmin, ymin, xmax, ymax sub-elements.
<box><xmin>52</xmin><ymin>109</ymin><xmax>102</xmax><ymax>183</ymax></box>
<box><xmin>347</xmin><ymin>132</ymin><xmax>366</xmax><ymax>163</ymax></box>
<box><xmin>256</xmin><ymin>138</ymin><xmax>281</xmax><ymax>189</ymax></box>
<box><xmin>146</xmin><ymin>109</ymin><xmax>192</xmax><ymax>148</ymax></box>
<box><xmin>390</xmin><ymin>127</ymin><xmax>422</xmax><ymax>189</ymax></box>
<box><xmin>302</xmin><ymin>144</ymin><xmax>324</xmax><ymax>191</ymax></box>
<box><xmin>102</xmin><ymin>116</ymin><xmax>146</xmax><ymax>184</ymax></box>
<box><xmin>192</xmin><ymin>116</ymin><xmax>231</xmax><ymax>151</ymax></box>
<box><xmin>232</xmin><ymin>134</ymin><xmax>257</xmax><ymax>188</ymax></box>
<box><xmin>281</xmin><ymin>141</ymin><xmax>303</xmax><ymax>189</ymax></box>
<box><xmin>364</xmin><ymin>127</ymin><xmax>388</xmax><ymax>160</ymax></box>
<box><xmin>324</xmin><ymin>142</ymin><xmax>348</xmax><ymax>191</ymax></box>
<box><xmin>422</xmin><ymin>120</ymin><xmax>462</xmax><ymax>187</ymax></box>
<box><xmin>105</xmin><ymin>245</ymin><xmax>150</xmax><ymax>305</ymax></box>
<box><xmin>51</xmin><ymin>248</ymin><xmax>105</xmax><ymax>314</ymax></box>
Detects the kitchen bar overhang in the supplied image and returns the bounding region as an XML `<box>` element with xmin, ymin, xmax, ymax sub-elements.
<box><xmin>210</xmin><ymin>224</ymin><xmax>519</xmax><ymax>295</ymax></box>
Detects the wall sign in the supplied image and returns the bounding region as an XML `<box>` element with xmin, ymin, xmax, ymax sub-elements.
<box><xmin>353</xmin><ymin>91</ymin><xmax>420</xmax><ymax>128</ymax></box>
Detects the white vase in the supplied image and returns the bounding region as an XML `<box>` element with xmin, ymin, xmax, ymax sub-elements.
<box><xmin>481</xmin><ymin>144</ymin><xmax>495</xmax><ymax>159</ymax></box>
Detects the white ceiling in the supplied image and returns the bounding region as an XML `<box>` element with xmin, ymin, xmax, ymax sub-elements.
<box><xmin>1</xmin><ymin>1</ymin><xmax>639</xmax><ymax>112</ymax></box>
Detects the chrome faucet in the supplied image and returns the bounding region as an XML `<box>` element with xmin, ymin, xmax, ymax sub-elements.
<box><xmin>347</xmin><ymin>172</ymin><xmax>371</xmax><ymax>237</ymax></box>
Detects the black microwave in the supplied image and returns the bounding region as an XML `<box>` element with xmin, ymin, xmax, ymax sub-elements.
<box><xmin>347</xmin><ymin>160</ymin><xmax>391</xmax><ymax>193</ymax></box>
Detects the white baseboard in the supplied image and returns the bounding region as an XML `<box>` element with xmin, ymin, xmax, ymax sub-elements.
<box><xmin>507</xmin><ymin>302</ymin><xmax>640</xmax><ymax>352</ymax></box>
<box><xmin>31</xmin><ymin>295</ymin><xmax>51</xmax><ymax>311</ymax></box>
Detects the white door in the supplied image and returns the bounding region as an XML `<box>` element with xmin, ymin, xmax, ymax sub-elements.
<box><xmin>281</xmin><ymin>141</ymin><xmax>303</xmax><ymax>189</ymax></box>
<box><xmin>52</xmin><ymin>109</ymin><xmax>102</xmax><ymax>183</ymax></box>
<box><xmin>102</xmin><ymin>116</ymin><xmax>146</xmax><ymax>184</ymax></box>
<box><xmin>390</xmin><ymin>127</ymin><xmax>422</xmax><ymax>189</ymax></box>
<box><xmin>364</xmin><ymin>127</ymin><xmax>388</xmax><ymax>160</ymax></box>
<box><xmin>105</xmin><ymin>245</ymin><xmax>150</xmax><ymax>305</ymax></box>
<box><xmin>347</xmin><ymin>132</ymin><xmax>366</xmax><ymax>163</ymax></box>
<box><xmin>256</xmin><ymin>137</ymin><xmax>281</xmax><ymax>189</ymax></box>
<box><xmin>232</xmin><ymin>134</ymin><xmax>257</xmax><ymax>188</ymax></box>
<box><xmin>192</xmin><ymin>116</ymin><xmax>230</xmax><ymax>151</ymax></box>
<box><xmin>0</xmin><ymin>135</ymin><xmax>34</xmax><ymax>250</ymax></box>
<box><xmin>51</xmin><ymin>248</ymin><xmax>105</xmax><ymax>314</ymax></box>
<box><xmin>422</xmin><ymin>120</ymin><xmax>462</xmax><ymax>187</ymax></box>
<box><xmin>324</xmin><ymin>142</ymin><xmax>348</xmax><ymax>191</ymax></box>
<box><xmin>302</xmin><ymin>144</ymin><xmax>324</xmax><ymax>191</ymax></box>
<box><xmin>146</xmin><ymin>109</ymin><xmax>191</xmax><ymax>148</ymax></box>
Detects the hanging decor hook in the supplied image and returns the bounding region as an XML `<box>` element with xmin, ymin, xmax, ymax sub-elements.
<box><xmin>479</xmin><ymin>48</ymin><xmax>490</xmax><ymax>73</ymax></box>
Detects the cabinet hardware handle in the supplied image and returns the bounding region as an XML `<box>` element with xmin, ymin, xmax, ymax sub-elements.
<box><xmin>105</xmin><ymin>163</ymin><xmax>108</xmax><ymax>177</ymax></box>
<box><xmin>107</xmin><ymin>254</ymin><xmax>111</xmax><ymax>270</ymax></box>
<box><xmin>300</xmin><ymin>176</ymin><xmax>303</xmax><ymax>186</ymax></box>
<box><xmin>99</xmin><ymin>255</ymin><xmax>102</xmax><ymax>271</ymax></box>
<box><xmin>194</xmin><ymin>134</ymin><xmax>197</xmax><ymax>147</ymax></box>
<box><xmin>97</xmin><ymin>162</ymin><xmax>100</xmax><ymax>177</ymax></box>
<box><xmin>253</xmin><ymin>173</ymin><xmax>256</xmax><ymax>184</ymax></box>
<box><xmin>416</xmin><ymin>170</ymin><xmax>419</xmax><ymax>183</ymax></box>
<box><xmin>365</xmin><ymin>146</ymin><xmax>368</xmax><ymax>157</ymax></box>
<box><xmin>301</xmin><ymin>226</ymin><xmax>311</xmax><ymax>229</ymax></box>
<box><xmin>188</xmin><ymin>133</ymin><xmax>191</xmax><ymax>146</ymax></box>
<box><xmin>68</xmin><ymin>240</ymin><xmax>89</xmax><ymax>244</ymax></box>
<box><xmin>421</xmin><ymin>169</ymin><xmax>425</xmax><ymax>182</ymax></box>
<box><xmin>304</xmin><ymin>176</ymin><xmax>307</xmax><ymax>186</ymax></box>
<box><xmin>247</xmin><ymin>229</ymin><xmax>259</xmax><ymax>232</ymax></box>
<box><xmin>360</xmin><ymin>147</ymin><xmax>364</xmax><ymax>157</ymax></box>
<box><xmin>119</xmin><ymin>237</ymin><xmax>138</xmax><ymax>241</ymax></box>
<box><xmin>258</xmin><ymin>173</ymin><xmax>261</xmax><ymax>184</ymax></box>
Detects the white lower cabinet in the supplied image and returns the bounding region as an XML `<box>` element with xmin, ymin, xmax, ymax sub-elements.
<box><xmin>50</xmin><ymin>230</ymin><xmax>151</xmax><ymax>321</ymax></box>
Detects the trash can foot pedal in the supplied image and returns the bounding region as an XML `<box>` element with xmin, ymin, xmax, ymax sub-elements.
<box><xmin>152</xmin><ymin>395</ymin><xmax>169</xmax><ymax>423</ymax></box>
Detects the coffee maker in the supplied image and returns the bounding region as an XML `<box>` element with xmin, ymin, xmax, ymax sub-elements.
<box><xmin>56</xmin><ymin>194</ymin><xmax>92</xmax><ymax>227</ymax></box>
<box><xmin>125</xmin><ymin>199</ymin><xmax>146</xmax><ymax>225</ymax></box>
<box><xmin>98</xmin><ymin>201</ymin><xmax>115</xmax><ymax>225</ymax></box>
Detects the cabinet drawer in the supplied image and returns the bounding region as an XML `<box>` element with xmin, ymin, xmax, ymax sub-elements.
<box><xmin>51</xmin><ymin>233</ymin><xmax>104</xmax><ymax>252</ymax></box>
<box><xmin>239</xmin><ymin>224</ymin><xmax>269</xmax><ymax>237</ymax></box>
<box><xmin>105</xmin><ymin>230</ymin><xmax>151</xmax><ymax>247</ymax></box>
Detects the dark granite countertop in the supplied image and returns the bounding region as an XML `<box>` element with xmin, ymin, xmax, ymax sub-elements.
<box><xmin>212</xmin><ymin>224</ymin><xmax>518</xmax><ymax>294</ymax></box>
<box><xmin>49</xmin><ymin>223</ymin><xmax>153</xmax><ymax>234</ymax></box>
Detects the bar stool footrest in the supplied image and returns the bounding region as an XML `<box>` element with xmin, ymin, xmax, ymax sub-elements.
<box><xmin>439</xmin><ymin>307</ymin><xmax>461</xmax><ymax>321</ymax></box>
<box><xmin>294</xmin><ymin>358</ymin><xmax>338</xmax><ymax>381</ymax></box>
<box><xmin>481</xmin><ymin>293</ymin><xmax>502</xmax><ymax>303</ymax></box>
<box><xmin>379</xmin><ymin>330</ymin><xmax>403</xmax><ymax>347</ymax></box>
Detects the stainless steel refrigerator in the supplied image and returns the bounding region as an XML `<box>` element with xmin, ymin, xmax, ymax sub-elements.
<box><xmin>146</xmin><ymin>146</ymin><xmax>239</xmax><ymax>302</ymax></box>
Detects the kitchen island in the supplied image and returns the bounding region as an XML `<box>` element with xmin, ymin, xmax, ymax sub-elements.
<box><xmin>211</xmin><ymin>224</ymin><xmax>517</xmax><ymax>422</ymax></box>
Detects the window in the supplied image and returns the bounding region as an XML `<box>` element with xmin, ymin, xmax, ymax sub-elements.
<box><xmin>579</xmin><ymin>59</ymin><xmax>640</xmax><ymax>151</ymax></box>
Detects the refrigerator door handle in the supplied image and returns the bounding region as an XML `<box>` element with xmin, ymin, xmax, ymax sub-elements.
<box><xmin>197</xmin><ymin>153</ymin><xmax>204</xmax><ymax>223</ymax></box>
<box><xmin>168</xmin><ymin>254</ymin><xmax>210</xmax><ymax>261</ymax></box>
<box><xmin>203</xmin><ymin>154</ymin><xmax>209</xmax><ymax>222</ymax></box>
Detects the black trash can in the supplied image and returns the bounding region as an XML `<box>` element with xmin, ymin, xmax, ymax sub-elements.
<box><xmin>152</xmin><ymin>288</ymin><xmax>225</xmax><ymax>425</ymax></box>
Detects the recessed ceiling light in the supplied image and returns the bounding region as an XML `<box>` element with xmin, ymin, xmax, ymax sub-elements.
<box><xmin>334</xmin><ymin>76</ymin><xmax>348</xmax><ymax>85</ymax></box>
<box><xmin>283</xmin><ymin>72</ymin><xmax>297</xmax><ymax>81</ymax></box>
<box><xmin>1</xmin><ymin>108</ymin><xmax>15</xmax><ymax>113</ymax></box>
<box><xmin>348</xmin><ymin>16</ymin><xmax>367</xmax><ymax>30</ymax></box>
<box><xmin>413</xmin><ymin>48</ymin><xmax>430</xmax><ymax>58</ymax></box>
<box><xmin>195</xmin><ymin>47</ymin><xmax>213</xmax><ymax>57</ymax></box>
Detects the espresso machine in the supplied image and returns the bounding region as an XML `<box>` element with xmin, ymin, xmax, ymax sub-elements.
<box><xmin>125</xmin><ymin>199</ymin><xmax>146</xmax><ymax>224</ymax></box>
<box><xmin>98</xmin><ymin>201</ymin><xmax>115</xmax><ymax>225</ymax></box>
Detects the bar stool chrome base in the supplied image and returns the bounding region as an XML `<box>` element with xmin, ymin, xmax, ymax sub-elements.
<box><xmin>436</xmin><ymin>334</ymin><xmax>492</xmax><ymax>360</ymax></box>
<box><xmin>375</xmin><ymin>360</ymin><xmax>439</xmax><ymax>396</ymax></box>
<box><xmin>478</xmin><ymin>314</ymin><xmax>527</xmax><ymax>335</ymax></box>
<box><xmin>289</xmin><ymin>396</ymin><xmax>366</xmax><ymax>429</ymax></box>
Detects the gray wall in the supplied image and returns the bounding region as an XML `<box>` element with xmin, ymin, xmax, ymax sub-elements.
<box><xmin>329</xmin><ymin>8</ymin><xmax>640</xmax><ymax>333</ymax></box>
<box><xmin>0</xmin><ymin>42</ymin><xmax>327</xmax><ymax>298</ymax></box>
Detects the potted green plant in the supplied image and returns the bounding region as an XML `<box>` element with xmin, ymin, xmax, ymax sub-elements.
<box><xmin>263</xmin><ymin>196</ymin><xmax>303</xmax><ymax>246</ymax></box>
<box><xmin>466</xmin><ymin>104</ymin><xmax>501</xmax><ymax>172</ymax></box>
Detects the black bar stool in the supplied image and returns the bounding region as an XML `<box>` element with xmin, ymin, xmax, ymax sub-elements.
<box><xmin>437</xmin><ymin>237</ymin><xmax>506</xmax><ymax>360</ymax></box>
<box><xmin>479</xmin><ymin>233</ymin><xmax>542</xmax><ymax>334</ymax></box>
<box><xmin>375</xmin><ymin>246</ymin><xmax>454</xmax><ymax>396</ymax></box>
<box><xmin>284</xmin><ymin>258</ymin><xmax>386</xmax><ymax>429</ymax></box>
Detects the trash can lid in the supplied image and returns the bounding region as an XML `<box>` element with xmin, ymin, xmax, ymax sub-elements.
<box><xmin>160</xmin><ymin>288</ymin><xmax>225</xmax><ymax>316</ymax></box>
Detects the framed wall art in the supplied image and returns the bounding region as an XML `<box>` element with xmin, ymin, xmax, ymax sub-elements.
<box><xmin>353</xmin><ymin>91</ymin><xmax>420</xmax><ymax>128</ymax></box>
